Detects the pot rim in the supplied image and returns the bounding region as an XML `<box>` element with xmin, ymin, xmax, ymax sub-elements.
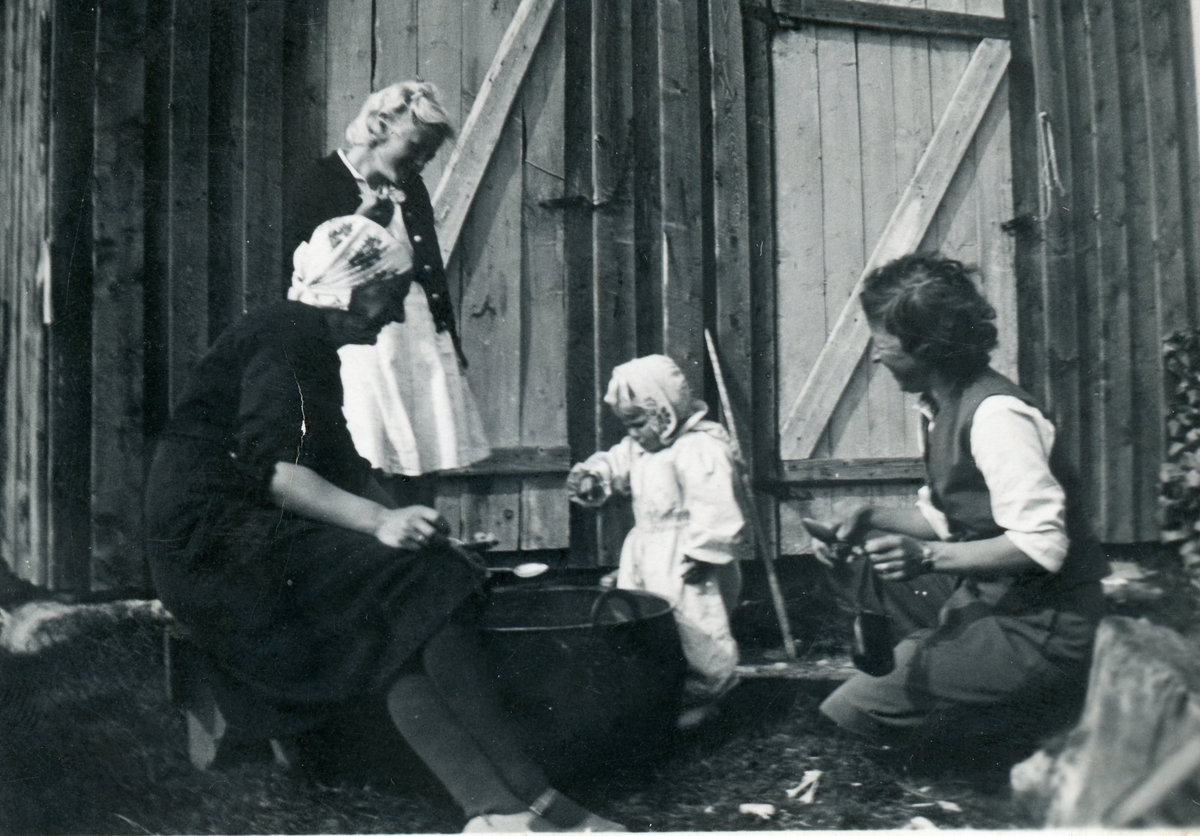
<box><xmin>481</xmin><ymin>584</ymin><xmax>674</xmax><ymax>634</ymax></box>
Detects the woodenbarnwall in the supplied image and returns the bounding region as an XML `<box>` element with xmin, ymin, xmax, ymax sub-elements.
<box><xmin>4</xmin><ymin>0</ymin><xmax>1200</xmax><ymax>590</ymax></box>
<box><xmin>5</xmin><ymin>0</ymin><xmax>721</xmax><ymax>588</ymax></box>
<box><xmin>742</xmin><ymin>0</ymin><xmax>1200</xmax><ymax>550</ymax></box>
<box><xmin>1006</xmin><ymin>0</ymin><xmax>1200</xmax><ymax>543</ymax></box>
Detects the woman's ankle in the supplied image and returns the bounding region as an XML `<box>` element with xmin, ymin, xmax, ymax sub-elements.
<box><xmin>529</xmin><ymin>788</ymin><xmax>588</xmax><ymax>829</ymax></box>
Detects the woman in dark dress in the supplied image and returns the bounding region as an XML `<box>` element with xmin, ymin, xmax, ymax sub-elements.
<box><xmin>146</xmin><ymin>215</ymin><xmax>622</xmax><ymax>833</ymax></box>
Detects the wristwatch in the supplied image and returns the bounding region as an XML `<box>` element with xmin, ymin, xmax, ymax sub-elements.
<box><xmin>919</xmin><ymin>543</ymin><xmax>937</xmax><ymax>574</ymax></box>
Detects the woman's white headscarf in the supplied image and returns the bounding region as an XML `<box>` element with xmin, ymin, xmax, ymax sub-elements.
<box><xmin>289</xmin><ymin>215</ymin><xmax>413</xmax><ymax>310</ymax></box>
<box><xmin>604</xmin><ymin>354</ymin><xmax>708</xmax><ymax>446</ymax></box>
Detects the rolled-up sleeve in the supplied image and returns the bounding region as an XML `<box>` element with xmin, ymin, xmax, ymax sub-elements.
<box><xmin>970</xmin><ymin>395</ymin><xmax>1069</xmax><ymax>572</ymax></box>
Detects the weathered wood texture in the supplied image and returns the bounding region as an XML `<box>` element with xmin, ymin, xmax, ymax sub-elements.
<box><xmin>764</xmin><ymin>5</ymin><xmax>1017</xmax><ymax>551</ymax></box>
<box><xmin>46</xmin><ymin>0</ymin><xmax>96</xmax><ymax>591</ymax></box>
<box><xmin>559</xmin><ymin>0</ymin><xmax>758</xmax><ymax>563</ymax></box>
<box><xmin>1011</xmin><ymin>616</ymin><xmax>1200</xmax><ymax>826</ymax></box>
<box><xmin>1008</xmin><ymin>0</ymin><xmax>1200</xmax><ymax>541</ymax></box>
<box><xmin>91</xmin><ymin>0</ymin><xmax>147</xmax><ymax>589</ymax></box>
<box><xmin>22</xmin><ymin>0</ymin><xmax>1191</xmax><ymax>586</ymax></box>
<box><xmin>0</xmin><ymin>0</ymin><xmax>53</xmax><ymax>584</ymax></box>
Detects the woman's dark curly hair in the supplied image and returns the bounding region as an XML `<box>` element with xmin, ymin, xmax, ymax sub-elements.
<box><xmin>860</xmin><ymin>254</ymin><xmax>998</xmax><ymax>381</ymax></box>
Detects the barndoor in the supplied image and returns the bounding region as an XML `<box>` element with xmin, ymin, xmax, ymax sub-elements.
<box><xmin>762</xmin><ymin>0</ymin><xmax>1019</xmax><ymax>552</ymax></box>
<box><xmin>322</xmin><ymin>0</ymin><xmax>569</xmax><ymax>553</ymax></box>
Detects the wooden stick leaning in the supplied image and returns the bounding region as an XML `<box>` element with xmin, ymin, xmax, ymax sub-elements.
<box><xmin>704</xmin><ymin>328</ymin><xmax>797</xmax><ymax>659</ymax></box>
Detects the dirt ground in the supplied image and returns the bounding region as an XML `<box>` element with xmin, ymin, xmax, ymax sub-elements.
<box><xmin>0</xmin><ymin>547</ymin><xmax>1193</xmax><ymax>834</ymax></box>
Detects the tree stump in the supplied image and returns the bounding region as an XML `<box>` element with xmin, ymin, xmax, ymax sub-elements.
<box><xmin>1011</xmin><ymin>616</ymin><xmax>1200</xmax><ymax>826</ymax></box>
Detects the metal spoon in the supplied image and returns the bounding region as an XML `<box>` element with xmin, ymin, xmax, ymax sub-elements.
<box><xmin>489</xmin><ymin>562</ymin><xmax>550</xmax><ymax>579</ymax></box>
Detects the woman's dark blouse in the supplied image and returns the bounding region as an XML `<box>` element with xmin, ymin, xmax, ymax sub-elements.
<box><xmin>282</xmin><ymin>152</ymin><xmax>465</xmax><ymax>364</ymax></box>
<box><xmin>146</xmin><ymin>302</ymin><xmax>480</xmax><ymax>704</ymax></box>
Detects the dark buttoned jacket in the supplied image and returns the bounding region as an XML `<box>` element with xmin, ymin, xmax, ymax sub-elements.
<box><xmin>282</xmin><ymin>152</ymin><xmax>466</xmax><ymax>365</ymax></box>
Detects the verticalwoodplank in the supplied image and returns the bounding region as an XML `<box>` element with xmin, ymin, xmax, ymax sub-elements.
<box><xmin>92</xmin><ymin>0</ymin><xmax>147</xmax><ymax>588</ymax></box>
<box><xmin>592</xmin><ymin>0</ymin><xmax>636</xmax><ymax>444</ymax></box>
<box><xmin>373</xmin><ymin>0</ymin><xmax>418</xmax><ymax>90</ymax></box>
<box><xmin>242</xmin><ymin>0</ymin><xmax>285</xmax><ymax>312</ymax></box>
<box><xmin>1033</xmin><ymin>0</ymin><xmax>1083</xmax><ymax>503</ymax></box>
<box><xmin>519</xmin><ymin>2</ymin><xmax>569</xmax><ymax>550</ymax></box>
<box><xmin>1061</xmin><ymin>0</ymin><xmax>1108</xmax><ymax>536</ymax></box>
<box><xmin>324</xmin><ymin>0</ymin><xmax>372</xmax><ymax>153</ymax></box>
<box><xmin>772</xmin><ymin>27</ymin><xmax>825</xmax><ymax>455</ymax></box>
<box><xmin>562</xmin><ymin>0</ymin><xmax>596</xmax><ymax>562</ymax></box>
<box><xmin>517</xmin><ymin>0</ymin><xmax>566</xmax><ymax>446</ymax></box>
<box><xmin>771</xmin><ymin>24</ymin><xmax>829</xmax><ymax>549</ymax></box>
<box><xmin>856</xmin><ymin>29</ymin><xmax>899</xmax><ymax>461</ymax></box>
<box><xmin>924</xmin><ymin>17</ymin><xmax>977</xmax><ymax>265</ymax></box>
<box><xmin>206</xmin><ymin>0</ymin><xmax>246</xmax><ymax>339</ymax></box>
<box><xmin>433</xmin><ymin>476</ymin><xmax>465</xmax><ymax>541</ymax></box>
<box><xmin>656</xmin><ymin>0</ymin><xmax>705</xmax><ymax>388</ymax></box>
<box><xmin>166</xmin><ymin>0</ymin><xmax>210</xmax><ymax>405</ymax></box>
<box><xmin>416</xmin><ymin>0</ymin><xmax>462</xmax><ymax>192</ymax></box>
<box><xmin>46</xmin><ymin>0</ymin><xmax>95</xmax><ymax>589</ymax></box>
<box><xmin>1085</xmin><ymin>0</ymin><xmax>1133</xmax><ymax>540</ymax></box>
<box><xmin>743</xmin><ymin>0</ymin><xmax>781</xmax><ymax>554</ymax></box>
<box><xmin>592</xmin><ymin>0</ymin><xmax>637</xmax><ymax>565</ymax></box>
<box><xmin>708</xmin><ymin>0</ymin><xmax>754</xmax><ymax>456</ymax></box>
<box><xmin>1112</xmin><ymin>0</ymin><xmax>1159</xmax><ymax>539</ymax></box>
<box><xmin>458</xmin><ymin>0</ymin><xmax>525</xmax><ymax>451</ymax></box>
<box><xmin>462</xmin><ymin>477</ymin><xmax>522</xmax><ymax>551</ymax></box>
<box><xmin>282</xmin><ymin>0</ymin><xmax>327</xmax><ymax>183</ymax></box>
<box><xmin>973</xmin><ymin>83</ymin><xmax>1018</xmax><ymax>380</ymax></box>
<box><xmin>815</xmin><ymin>24</ymin><xmax>869</xmax><ymax>461</ymax></box>
<box><xmin>520</xmin><ymin>475</ymin><xmax>568</xmax><ymax>550</ymax></box>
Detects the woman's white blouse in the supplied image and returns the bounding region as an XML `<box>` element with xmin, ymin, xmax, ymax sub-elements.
<box><xmin>916</xmin><ymin>394</ymin><xmax>1070</xmax><ymax>572</ymax></box>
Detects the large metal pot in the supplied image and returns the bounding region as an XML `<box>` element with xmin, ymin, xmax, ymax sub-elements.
<box><xmin>480</xmin><ymin>585</ymin><xmax>686</xmax><ymax>779</ymax></box>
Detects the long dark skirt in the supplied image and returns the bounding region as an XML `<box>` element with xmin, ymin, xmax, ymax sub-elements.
<box><xmin>146</xmin><ymin>437</ymin><xmax>483</xmax><ymax>705</ymax></box>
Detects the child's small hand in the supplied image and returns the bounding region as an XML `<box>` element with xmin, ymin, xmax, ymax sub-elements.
<box><xmin>567</xmin><ymin>467</ymin><xmax>607</xmax><ymax>506</ymax></box>
<box><xmin>577</xmin><ymin>474</ymin><xmax>601</xmax><ymax>501</ymax></box>
<box><xmin>598</xmin><ymin>570</ymin><xmax>618</xmax><ymax>589</ymax></box>
<box><xmin>683</xmin><ymin>560</ymin><xmax>716</xmax><ymax>585</ymax></box>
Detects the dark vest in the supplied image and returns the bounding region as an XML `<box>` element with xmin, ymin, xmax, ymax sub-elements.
<box><xmin>923</xmin><ymin>368</ymin><xmax>1106</xmax><ymax>612</ymax></box>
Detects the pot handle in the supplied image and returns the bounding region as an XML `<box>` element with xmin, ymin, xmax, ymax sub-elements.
<box><xmin>590</xmin><ymin>588</ymin><xmax>640</xmax><ymax>627</ymax></box>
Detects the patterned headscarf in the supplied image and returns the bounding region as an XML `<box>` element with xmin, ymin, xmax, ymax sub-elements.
<box><xmin>604</xmin><ymin>354</ymin><xmax>708</xmax><ymax>446</ymax></box>
<box><xmin>289</xmin><ymin>215</ymin><xmax>413</xmax><ymax>310</ymax></box>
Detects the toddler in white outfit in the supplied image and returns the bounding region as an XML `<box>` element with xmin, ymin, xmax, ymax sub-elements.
<box><xmin>568</xmin><ymin>355</ymin><xmax>746</xmax><ymax>729</ymax></box>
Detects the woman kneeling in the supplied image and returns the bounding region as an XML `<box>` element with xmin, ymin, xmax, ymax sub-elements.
<box><xmin>810</xmin><ymin>254</ymin><xmax>1106</xmax><ymax>751</ymax></box>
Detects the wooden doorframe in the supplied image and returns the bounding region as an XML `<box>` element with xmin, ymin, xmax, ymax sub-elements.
<box><xmin>744</xmin><ymin>1</ymin><xmax>1012</xmax><ymax>481</ymax></box>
